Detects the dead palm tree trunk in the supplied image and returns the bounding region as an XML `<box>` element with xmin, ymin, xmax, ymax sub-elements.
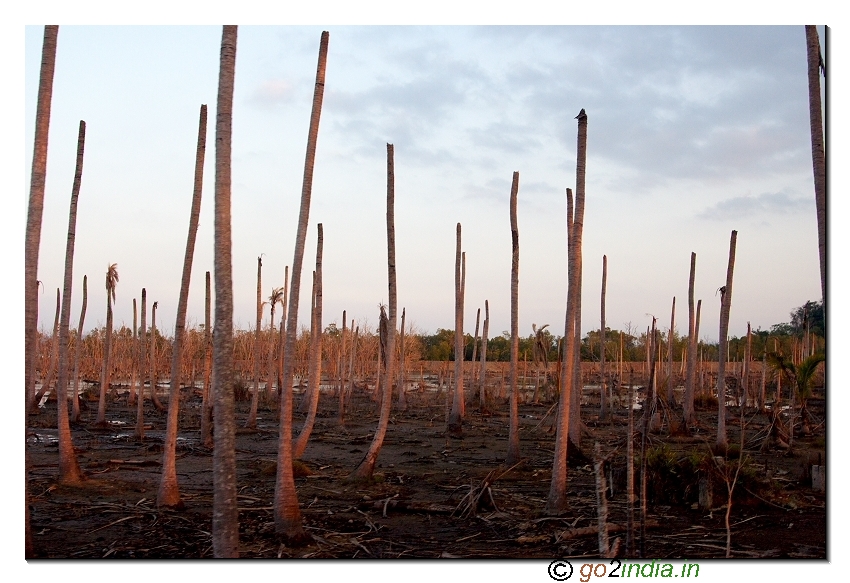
<box><xmin>275</xmin><ymin>266</ymin><xmax>289</xmax><ymax>402</ymax></box>
<box><xmin>805</xmin><ymin>25</ymin><xmax>826</xmax><ymax>305</ymax></box>
<box><xmin>246</xmin><ymin>255</ymin><xmax>263</xmax><ymax>428</ymax></box>
<box><xmin>716</xmin><ymin>230</ymin><xmax>737</xmax><ymax>450</ymax></box>
<box><xmin>684</xmin><ymin>253</ymin><xmax>697</xmax><ymax>426</ymax></box>
<box><xmin>506</xmin><ymin>172</ymin><xmax>521</xmax><ymax>465</ymax></box>
<box><xmin>135</xmin><ymin>289</ymin><xmax>147</xmax><ymax>440</ymax></box>
<box><xmin>294</xmin><ymin>225</ymin><xmax>324</xmax><ymax>459</ymax></box>
<box><xmin>350</xmin><ymin>143</ymin><xmax>397</xmax><ymax>481</ymax></box>
<box><xmin>600</xmin><ymin>254</ymin><xmax>607</xmax><ymax>422</ymax></box>
<box><xmin>95</xmin><ymin>264</ymin><xmax>118</xmax><ymax>425</ymax></box>
<box><xmin>71</xmin><ymin>275</ymin><xmax>87</xmax><ymax>423</ymax></box>
<box><xmin>667</xmin><ymin>296</ymin><xmax>676</xmax><ymax>406</ymax></box>
<box><xmin>743</xmin><ymin>322</ymin><xmax>752</xmax><ymax>411</ymax></box>
<box><xmin>55</xmin><ymin>119</ymin><xmax>86</xmax><ymax>484</ymax></box>
<box><xmin>470</xmin><ymin>307</ymin><xmax>480</xmax><ymax>396</ymax></box>
<box><xmin>129</xmin><ymin>298</ymin><xmax>137</xmax><ymax>406</ymax></box>
<box><xmin>158</xmin><ymin>103</ymin><xmax>207</xmax><ymax>508</ymax></box>
<box><xmin>200</xmin><ymin>272</ymin><xmax>213</xmax><ymax>447</ymax></box>
<box><xmin>274</xmin><ymin>30</ymin><xmax>328</xmax><ymax>543</ymax></box>
<box><xmin>265</xmin><ymin>286</ymin><xmax>284</xmax><ymax>406</ymax></box>
<box><xmin>448</xmin><ymin>223</ymin><xmax>465</xmax><ymax>435</ymax></box>
<box><xmin>479</xmin><ymin>300</ymin><xmax>490</xmax><ymax>411</ymax></box>
<box><xmin>570</xmin><ymin>110</ymin><xmax>588</xmax><ymax>447</ymax></box>
<box><xmin>24</xmin><ymin>27</ymin><xmax>58</xmax><ymax>554</ymax></box>
<box><xmin>26</xmin><ymin>25</ymin><xmax>59</xmax><ymax>416</ymax></box>
<box><xmin>211</xmin><ymin>25</ymin><xmax>239</xmax><ymax>558</ymax></box>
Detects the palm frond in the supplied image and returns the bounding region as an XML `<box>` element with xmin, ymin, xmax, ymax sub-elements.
<box><xmin>105</xmin><ymin>263</ymin><xmax>119</xmax><ymax>302</ymax></box>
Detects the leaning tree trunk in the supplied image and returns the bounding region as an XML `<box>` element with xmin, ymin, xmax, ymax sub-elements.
<box><xmin>448</xmin><ymin>223</ymin><xmax>465</xmax><ymax>435</ymax></box>
<box><xmin>274</xmin><ymin>30</ymin><xmax>328</xmax><ymax>543</ymax></box>
<box><xmin>135</xmin><ymin>289</ymin><xmax>147</xmax><ymax>440</ymax></box>
<box><xmin>805</xmin><ymin>25</ymin><xmax>826</xmax><ymax>305</ymax></box>
<box><xmin>70</xmin><ymin>275</ymin><xmax>87</xmax><ymax>423</ymax></box>
<box><xmin>211</xmin><ymin>25</ymin><xmax>239</xmax><ymax>558</ymax></box>
<box><xmin>25</xmin><ymin>24</ymin><xmax>58</xmax><ymax>559</ymax></box>
<box><xmin>246</xmin><ymin>255</ymin><xmax>263</xmax><ymax>428</ymax></box>
<box><xmin>479</xmin><ymin>300</ymin><xmax>490</xmax><ymax>411</ymax></box>
<box><xmin>159</xmin><ymin>103</ymin><xmax>207</xmax><ymax>509</ymax></box>
<box><xmin>506</xmin><ymin>171</ymin><xmax>521</xmax><ymax>465</ymax></box>
<box><xmin>716</xmin><ymin>230</ymin><xmax>738</xmax><ymax>450</ymax></box>
<box><xmin>350</xmin><ymin>142</ymin><xmax>397</xmax><ymax>481</ymax></box>
<box><xmin>55</xmin><ymin>119</ymin><xmax>86</xmax><ymax>484</ymax></box>
<box><xmin>294</xmin><ymin>225</ymin><xmax>325</xmax><ymax>459</ymax></box>
<box><xmin>569</xmin><ymin>110</ymin><xmax>588</xmax><ymax>447</ymax></box>
<box><xmin>683</xmin><ymin>252</ymin><xmax>697</xmax><ymax>426</ymax></box>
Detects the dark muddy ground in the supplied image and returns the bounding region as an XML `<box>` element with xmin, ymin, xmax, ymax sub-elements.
<box><xmin>26</xmin><ymin>379</ymin><xmax>826</xmax><ymax>560</ymax></box>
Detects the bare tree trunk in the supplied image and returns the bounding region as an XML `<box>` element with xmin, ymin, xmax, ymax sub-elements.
<box><xmin>25</xmin><ymin>24</ymin><xmax>58</xmax><ymax>559</ymax></box>
<box><xmin>759</xmin><ymin>350</ymin><xmax>767</xmax><ymax>412</ymax></box>
<box><xmin>149</xmin><ymin>302</ymin><xmax>165</xmax><ymax>412</ymax></box>
<box><xmin>506</xmin><ymin>172</ymin><xmax>521</xmax><ymax>465</ymax></box>
<box><xmin>594</xmin><ymin>442</ymin><xmax>611</xmax><ymax>557</ymax></box>
<box><xmin>275</xmin><ymin>266</ymin><xmax>289</xmax><ymax>403</ymax></box>
<box><xmin>470</xmin><ymin>307</ymin><xmax>480</xmax><ymax>397</ymax></box>
<box><xmin>246</xmin><ymin>256</ymin><xmax>263</xmax><ymax>428</ymax></box>
<box><xmin>159</xmin><ymin>103</ymin><xmax>207</xmax><ymax>508</ymax></box>
<box><xmin>96</xmin><ymin>266</ymin><xmax>118</xmax><ymax>425</ymax></box>
<box><xmin>135</xmin><ymin>289</ymin><xmax>147</xmax><ymax>440</ymax></box>
<box><xmin>350</xmin><ymin>143</ymin><xmax>397</xmax><ymax>481</ymax></box>
<box><xmin>479</xmin><ymin>300</ymin><xmax>490</xmax><ymax>411</ymax></box>
<box><xmin>569</xmin><ymin>111</ymin><xmax>588</xmax><ymax>447</ymax></box>
<box><xmin>212</xmin><ymin>25</ymin><xmax>239</xmax><ymax>558</ymax></box>
<box><xmin>667</xmin><ymin>297</ymin><xmax>676</xmax><ymax>409</ymax></box>
<box><xmin>626</xmin><ymin>366</ymin><xmax>635</xmax><ymax>557</ymax></box>
<box><xmin>71</xmin><ymin>275</ymin><xmax>87</xmax><ymax>423</ymax></box>
<box><xmin>56</xmin><ymin>119</ymin><xmax>86</xmax><ymax>484</ymax></box>
<box><xmin>274</xmin><ymin>30</ymin><xmax>328</xmax><ymax>543</ymax></box>
<box><xmin>743</xmin><ymin>322</ymin><xmax>751</xmax><ymax>411</ymax></box>
<box><xmin>600</xmin><ymin>254</ymin><xmax>607</xmax><ymax>422</ymax></box>
<box><xmin>129</xmin><ymin>298</ymin><xmax>138</xmax><ymax>406</ymax></box>
<box><xmin>716</xmin><ymin>230</ymin><xmax>737</xmax><ymax>450</ymax></box>
<box><xmin>684</xmin><ymin>253</ymin><xmax>697</xmax><ymax>426</ymax></box>
<box><xmin>640</xmin><ymin>317</ymin><xmax>658</xmax><ymax>557</ymax></box>
<box><xmin>805</xmin><ymin>25</ymin><xmax>826</xmax><ymax>305</ymax></box>
<box><xmin>294</xmin><ymin>225</ymin><xmax>325</xmax><ymax>459</ymax></box>
<box><xmin>448</xmin><ymin>224</ymin><xmax>465</xmax><ymax>435</ymax></box>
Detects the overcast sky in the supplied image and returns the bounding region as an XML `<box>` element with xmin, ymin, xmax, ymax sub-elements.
<box><xmin>25</xmin><ymin>25</ymin><xmax>826</xmax><ymax>343</ymax></box>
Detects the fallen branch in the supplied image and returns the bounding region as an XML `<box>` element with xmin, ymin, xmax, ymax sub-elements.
<box><xmin>558</xmin><ymin>519</ymin><xmax>659</xmax><ymax>541</ymax></box>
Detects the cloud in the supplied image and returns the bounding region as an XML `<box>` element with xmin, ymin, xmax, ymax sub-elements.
<box><xmin>697</xmin><ymin>191</ymin><xmax>812</xmax><ymax>221</ymax></box>
<box><xmin>249</xmin><ymin>79</ymin><xmax>294</xmax><ymax>108</ymax></box>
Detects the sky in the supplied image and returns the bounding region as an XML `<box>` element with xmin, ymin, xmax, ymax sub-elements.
<box><xmin>23</xmin><ymin>24</ymin><xmax>826</xmax><ymax>343</ymax></box>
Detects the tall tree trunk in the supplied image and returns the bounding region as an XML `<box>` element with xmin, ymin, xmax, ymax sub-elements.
<box><xmin>640</xmin><ymin>317</ymin><xmax>658</xmax><ymax>557</ymax></box>
<box><xmin>159</xmin><ymin>103</ymin><xmax>207</xmax><ymax>508</ymax></box>
<box><xmin>71</xmin><ymin>275</ymin><xmax>87</xmax><ymax>423</ymax></box>
<box><xmin>55</xmin><ymin>119</ymin><xmax>86</xmax><ymax>484</ymax></box>
<box><xmin>96</xmin><ymin>264</ymin><xmax>118</xmax><ymax>425</ymax></box>
<box><xmin>470</xmin><ymin>307</ymin><xmax>480</xmax><ymax>396</ymax></box>
<box><xmin>294</xmin><ymin>225</ymin><xmax>324</xmax><ymax>459</ymax></box>
<box><xmin>600</xmin><ymin>254</ymin><xmax>607</xmax><ymax>422</ymax></box>
<box><xmin>275</xmin><ymin>266</ymin><xmax>289</xmax><ymax>402</ymax></box>
<box><xmin>626</xmin><ymin>366</ymin><xmax>635</xmax><ymax>557</ymax></box>
<box><xmin>212</xmin><ymin>25</ymin><xmax>240</xmax><ymax>558</ymax></box>
<box><xmin>149</xmin><ymin>302</ymin><xmax>166</xmax><ymax>412</ymax></box>
<box><xmin>743</xmin><ymin>322</ymin><xmax>751</xmax><ymax>411</ymax></box>
<box><xmin>26</xmin><ymin>27</ymin><xmax>59</xmax><ymax>555</ymax></box>
<box><xmin>684</xmin><ymin>253</ymin><xmax>697</xmax><ymax>426</ymax></box>
<box><xmin>667</xmin><ymin>296</ymin><xmax>676</xmax><ymax>406</ymax></box>
<box><xmin>135</xmin><ymin>289</ymin><xmax>147</xmax><ymax>440</ymax></box>
<box><xmin>716</xmin><ymin>230</ymin><xmax>737</xmax><ymax>450</ymax></box>
<box><xmin>246</xmin><ymin>256</ymin><xmax>263</xmax><ymax>428</ymax></box>
<box><xmin>274</xmin><ymin>30</ymin><xmax>328</xmax><ymax>543</ymax></box>
<box><xmin>479</xmin><ymin>300</ymin><xmax>490</xmax><ymax>411</ymax></box>
<box><xmin>805</xmin><ymin>25</ymin><xmax>826</xmax><ymax>305</ymax></box>
<box><xmin>337</xmin><ymin>311</ymin><xmax>347</xmax><ymax>417</ymax></box>
<box><xmin>200</xmin><ymin>272</ymin><xmax>213</xmax><ymax>447</ymax></box>
<box><xmin>569</xmin><ymin>110</ymin><xmax>588</xmax><ymax>447</ymax></box>
<box><xmin>506</xmin><ymin>172</ymin><xmax>521</xmax><ymax>465</ymax></box>
<box><xmin>350</xmin><ymin>142</ymin><xmax>397</xmax><ymax>481</ymax></box>
<box><xmin>448</xmin><ymin>223</ymin><xmax>465</xmax><ymax>435</ymax></box>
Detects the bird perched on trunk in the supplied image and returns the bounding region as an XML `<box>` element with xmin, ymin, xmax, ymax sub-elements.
<box><xmin>575</xmin><ymin>108</ymin><xmax>587</xmax><ymax>120</ymax></box>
